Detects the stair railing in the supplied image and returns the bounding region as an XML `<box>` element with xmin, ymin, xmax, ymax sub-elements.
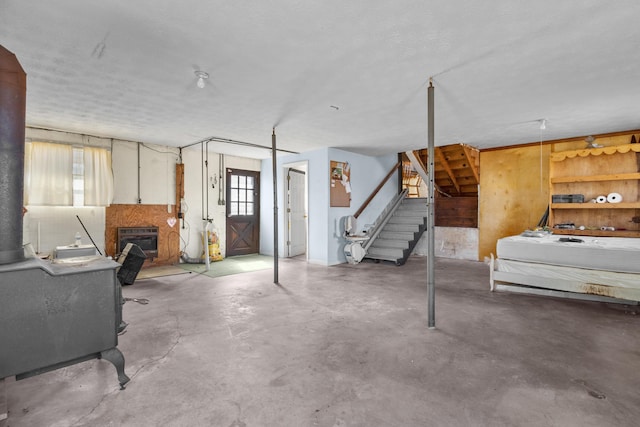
<box><xmin>353</xmin><ymin>161</ymin><xmax>401</xmax><ymax>219</ymax></box>
<box><xmin>363</xmin><ymin>188</ymin><xmax>408</xmax><ymax>251</ymax></box>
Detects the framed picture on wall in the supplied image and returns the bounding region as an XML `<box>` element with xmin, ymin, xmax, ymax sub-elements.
<box><xmin>330</xmin><ymin>160</ymin><xmax>351</xmax><ymax>207</ymax></box>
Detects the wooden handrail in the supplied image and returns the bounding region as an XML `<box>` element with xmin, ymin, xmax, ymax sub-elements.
<box><xmin>354</xmin><ymin>161</ymin><xmax>401</xmax><ymax>218</ymax></box>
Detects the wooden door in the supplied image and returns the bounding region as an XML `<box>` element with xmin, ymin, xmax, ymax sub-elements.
<box><xmin>226</xmin><ymin>168</ymin><xmax>260</xmax><ymax>256</ymax></box>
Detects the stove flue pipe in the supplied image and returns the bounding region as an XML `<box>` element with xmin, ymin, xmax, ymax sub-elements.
<box><xmin>0</xmin><ymin>45</ymin><xmax>27</xmax><ymax>265</ymax></box>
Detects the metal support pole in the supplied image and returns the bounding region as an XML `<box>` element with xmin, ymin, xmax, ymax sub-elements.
<box><xmin>427</xmin><ymin>79</ymin><xmax>436</xmax><ymax>329</ymax></box>
<box><xmin>204</xmin><ymin>220</ymin><xmax>210</xmax><ymax>272</ymax></box>
<box><xmin>0</xmin><ymin>45</ymin><xmax>26</xmax><ymax>265</ymax></box>
<box><xmin>272</xmin><ymin>128</ymin><xmax>279</xmax><ymax>284</ymax></box>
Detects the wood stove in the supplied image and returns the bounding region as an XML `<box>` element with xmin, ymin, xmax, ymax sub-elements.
<box><xmin>0</xmin><ymin>257</ymin><xmax>129</xmax><ymax>387</ymax></box>
<box><xmin>0</xmin><ymin>45</ymin><xmax>129</xmax><ymax>399</ymax></box>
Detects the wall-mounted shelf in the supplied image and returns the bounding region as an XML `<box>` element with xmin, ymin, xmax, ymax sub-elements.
<box><xmin>551</xmin><ymin>202</ymin><xmax>640</xmax><ymax>209</ymax></box>
<box><xmin>550</xmin><ymin>172</ymin><xmax>640</xmax><ymax>184</ymax></box>
<box><xmin>552</xmin><ymin>229</ymin><xmax>640</xmax><ymax>238</ymax></box>
<box><xmin>550</xmin><ymin>143</ymin><xmax>640</xmax><ymax>161</ymax></box>
<box><xmin>549</xmin><ymin>143</ymin><xmax>640</xmax><ymax>237</ymax></box>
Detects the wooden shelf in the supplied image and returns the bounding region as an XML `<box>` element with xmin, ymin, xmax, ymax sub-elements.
<box><xmin>550</xmin><ymin>143</ymin><xmax>640</xmax><ymax>161</ymax></box>
<box><xmin>551</xmin><ymin>202</ymin><xmax>640</xmax><ymax>209</ymax></box>
<box><xmin>552</xmin><ymin>229</ymin><xmax>640</xmax><ymax>238</ymax></box>
<box><xmin>548</xmin><ymin>143</ymin><xmax>640</xmax><ymax>238</ymax></box>
<box><xmin>550</xmin><ymin>172</ymin><xmax>640</xmax><ymax>184</ymax></box>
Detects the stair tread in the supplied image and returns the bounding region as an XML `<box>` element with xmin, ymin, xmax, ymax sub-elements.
<box><xmin>364</xmin><ymin>254</ymin><xmax>401</xmax><ymax>262</ymax></box>
<box><xmin>367</xmin><ymin>247</ymin><xmax>404</xmax><ymax>257</ymax></box>
<box><xmin>371</xmin><ymin>239</ymin><xmax>409</xmax><ymax>249</ymax></box>
<box><xmin>394</xmin><ymin>211</ymin><xmax>427</xmax><ymax>217</ymax></box>
<box><xmin>379</xmin><ymin>232</ymin><xmax>414</xmax><ymax>240</ymax></box>
<box><xmin>382</xmin><ymin>224</ymin><xmax>421</xmax><ymax>232</ymax></box>
<box><xmin>388</xmin><ymin>217</ymin><xmax>425</xmax><ymax>224</ymax></box>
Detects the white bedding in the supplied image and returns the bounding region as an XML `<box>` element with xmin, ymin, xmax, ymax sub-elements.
<box><xmin>496</xmin><ymin>234</ymin><xmax>640</xmax><ymax>274</ymax></box>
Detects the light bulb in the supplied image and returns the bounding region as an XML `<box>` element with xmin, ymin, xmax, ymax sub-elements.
<box><xmin>539</xmin><ymin>119</ymin><xmax>547</xmax><ymax>130</ymax></box>
<box><xmin>194</xmin><ymin>70</ymin><xmax>209</xmax><ymax>89</ymax></box>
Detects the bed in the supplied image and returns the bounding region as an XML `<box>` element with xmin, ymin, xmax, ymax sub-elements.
<box><xmin>489</xmin><ymin>233</ymin><xmax>640</xmax><ymax>303</ymax></box>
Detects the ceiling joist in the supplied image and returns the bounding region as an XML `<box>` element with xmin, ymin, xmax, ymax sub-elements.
<box><xmin>435</xmin><ymin>147</ymin><xmax>461</xmax><ymax>194</ymax></box>
<box><xmin>462</xmin><ymin>144</ymin><xmax>480</xmax><ymax>184</ymax></box>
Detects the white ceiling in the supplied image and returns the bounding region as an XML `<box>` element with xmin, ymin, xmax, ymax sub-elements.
<box><xmin>2</xmin><ymin>1</ymin><xmax>640</xmax><ymax>159</ymax></box>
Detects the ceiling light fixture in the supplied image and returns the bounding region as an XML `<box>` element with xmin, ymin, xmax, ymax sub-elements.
<box><xmin>539</xmin><ymin>119</ymin><xmax>547</xmax><ymax>130</ymax></box>
<box><xmin>585</xmin><ymin>135</ymin><xmax>603</xmax><ymax>148</ymax></box>
<box><xmin>194</xmin><ymin>70</ymin><xmax>209</xmax><ymax>89</ymax></box>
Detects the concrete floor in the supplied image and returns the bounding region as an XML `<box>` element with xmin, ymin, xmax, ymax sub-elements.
<box><xmin>2</xmin><ymin>256</ymin><xmax>639</xmax><ymax>427</ymax></box>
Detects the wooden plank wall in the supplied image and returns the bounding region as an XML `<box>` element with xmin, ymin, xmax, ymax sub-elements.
<box><xmin>105</xmin><ymin>204</ymin><xmax>180</xmax><ymax>267</ymax></box>
<box><xmin>478</xmin><ymin>145</ymin><xmax>551</xmax><ymax>260</ymax></box>
<box><xmin>478</xmin><ymin>130</ymin><xmax>639</xmax><ymax>260</ymax></box>
<box><xmin>435</xmin><ymin>196</ymin><xmax>478</xmax><ymax>227</ymax></box>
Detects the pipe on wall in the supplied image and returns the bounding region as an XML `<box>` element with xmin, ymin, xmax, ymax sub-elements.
<box><xmin>0</xmin><ymin>45</ymin><xmax>27</xmax><ymax>264</ymax></box>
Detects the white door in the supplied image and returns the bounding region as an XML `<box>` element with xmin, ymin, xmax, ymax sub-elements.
<box><xmin>287</xmin><ymin>168</ymin><xmax>307</xmax><ymax>257</ymax></box>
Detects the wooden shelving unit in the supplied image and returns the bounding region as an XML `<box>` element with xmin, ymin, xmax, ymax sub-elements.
<box><xmin>551</xmin><ymin>202</ymin><xmax>640</xmax><ymax>209</ymax></box>
<box><xmin>548</xmin><ymin>143</ymin><xmax>640</xmax><ymax>237</ymax></box>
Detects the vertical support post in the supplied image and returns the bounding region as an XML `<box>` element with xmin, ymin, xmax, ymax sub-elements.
<box><xmin>137</xmin><ymin>142</ymin><xmax>142</xmax><ymax>204</ymax></box>
<box><xmin>0</xmin><ymin>378</ymin><xmax>6</xmax><ymax>422</ymax></box>
<box><xmin>204</xmin><ymin>220</ymin><xmax>210</xmax><ymax>271</ymax></box>
<box><xmin>397</xmin><ymin>152</ymin><xmax>404</xmax><ymax>195</ymax></box>
<box><xmin>272</xmin><ymin>128</ymin><xmax>279</xmax><ymax>284</ymax></box>
<box><xmin>427</xmin><ymin>79</ymin><xmax>436</xmax><ymax>329</ymax></box>
<box><xmin>0</xmin><ymin>45</ymin><xmax>27</xmax><ymax>264</ymax></box>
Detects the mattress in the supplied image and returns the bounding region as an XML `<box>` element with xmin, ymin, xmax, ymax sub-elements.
<box><xmin>496</xmin><ymin>234</ymin><xmax>640</xmax><ymax>274</ymax></box>
<box><xmin>494</xmin><ymin>258</ymin><xmax>640</xmax><ymax>290</ymax></box>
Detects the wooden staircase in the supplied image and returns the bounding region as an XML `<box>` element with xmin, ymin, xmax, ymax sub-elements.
<box><xmin>364</xmin><ymin>197</ymin><xmax>427</xmax><ymax>265</ymax></box>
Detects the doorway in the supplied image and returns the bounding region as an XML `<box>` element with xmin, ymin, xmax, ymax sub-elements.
<box><xmin>285</xmin><ymin>164</ymin><xmax>307</xmax><ymax>258</ymax></box>
<box><xmin>225</xmin><ymin>168</ymin><xmax>260</xmax><ymax>256</ymax></box>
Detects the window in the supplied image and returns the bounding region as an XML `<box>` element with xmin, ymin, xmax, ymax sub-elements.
<box><xmin>24</xmin><ymin>142</ymin><xmax>113</xmax><ymax>206</ymax></box>
<box><xmin>229</xmin><ymin>174</ymin><xmax>255</xmax><ymax>216</ymax></box>
<box><xmin>72</xmin><ymin>147</ymin><xmax>85</xmax><ymax>206</ymax></box>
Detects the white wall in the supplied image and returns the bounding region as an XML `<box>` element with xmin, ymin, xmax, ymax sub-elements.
<box><xmin>179</xmin><ymin>147</ymin><xmax>261</xmax><ymax>259</ymax></box>
<box><xmin>111</xmin><ymin>141</ymin><xmax>179</xmax><ymax>205</ymax></box>
<box><xmin>26</xmin><ymin>127</ymin><xmax>182</xmax><ymax>208</ymax></box>
<box><xmin>22</xmin><ymin>206</ymin><xmax>106</xmax><ymax>255</ymax></box>
<box><xmin>326</xmin><ymin>148</ymin><xmax>397</xmax><ymax>265</ymax></box>
<box><xmin>261</xmin><ymin>147</ymin><xmax>397</xmax><ymax>266</ymax></box>
<box><xmin>261</xmin><ymin>148</ymin><xmax>330</xmax><ymax>264</ymax></box>
<box><xmin>23</xmin><ymin>127</ymin><xmax>263</xmax><ymax>261</ymax></box>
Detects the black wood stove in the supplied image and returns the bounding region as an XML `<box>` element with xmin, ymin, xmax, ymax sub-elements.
<box><xmin>0</xmin><ymin>45</ymin><xmax>129</xmax><ymax>390</ymax></box>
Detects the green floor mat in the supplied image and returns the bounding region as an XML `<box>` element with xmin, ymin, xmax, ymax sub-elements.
<box><xmin>179</xmin><ymin>254</ymin><xmax>274</xmax><ymax>278</ymax></box>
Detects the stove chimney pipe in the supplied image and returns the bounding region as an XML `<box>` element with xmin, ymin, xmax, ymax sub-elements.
<box><xmin>0</xmin><ymin>45</ymin><xmax>27</xmax><ymax>264</ymax></box>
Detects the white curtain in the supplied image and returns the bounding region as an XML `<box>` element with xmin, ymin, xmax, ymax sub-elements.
<box><xmin>24</xmin><ymin>141</ymin><xmax>73</xmax><ymax>206</ymax></box>
<box><xmin>84</xmin><ymin>146</ymin><xmax>114</xmax><ymax>206</ymax></box>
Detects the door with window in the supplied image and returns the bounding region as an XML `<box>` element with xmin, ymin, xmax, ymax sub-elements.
<box><xmin>226</xmin><ymin>168</ymin><xmax>260</xmax><ymax>256</ymax></box>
